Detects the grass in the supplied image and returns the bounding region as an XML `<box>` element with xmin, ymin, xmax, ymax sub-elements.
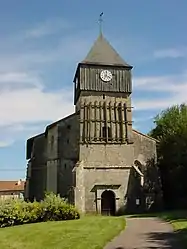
<box><xmin>0</xmin><ymin>215</ymin><xmax>125</xmax><ymax>249</ymax></box>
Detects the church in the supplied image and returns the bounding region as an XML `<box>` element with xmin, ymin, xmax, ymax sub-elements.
<box><xmin>25</xmin><ymin>32</ymin><xmax>161</xmax><ymax>214</ymax></box>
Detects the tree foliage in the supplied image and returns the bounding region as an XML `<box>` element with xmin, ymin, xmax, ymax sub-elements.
<box><xmin>150</xmin><ymin>103</ymin><xmax>187</xmax><ymax>209</ymax></box>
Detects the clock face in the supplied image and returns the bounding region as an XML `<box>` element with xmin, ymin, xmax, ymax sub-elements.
<box><xmin>100</xmin><ymin>70</ymin><xmax>112</xmax><ymax>82</ymax></box>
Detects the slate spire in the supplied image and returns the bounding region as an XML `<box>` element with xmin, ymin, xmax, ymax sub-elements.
<box><xmin>82</xmin><ymin>34</ymin><xmax>132</xmax><ymax>67</ymax></box>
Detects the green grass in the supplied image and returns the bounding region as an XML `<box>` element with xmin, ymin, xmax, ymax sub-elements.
<box><xmin>0</xmin><ymin>216</ymin><xmax>125</xmax><ymax>249</ymax></box>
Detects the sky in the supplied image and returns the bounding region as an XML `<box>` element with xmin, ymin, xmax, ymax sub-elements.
<box><xmin>0</xmin><ymin>0</ymin><xmax>187</xmax><ymax>180</ymax></box>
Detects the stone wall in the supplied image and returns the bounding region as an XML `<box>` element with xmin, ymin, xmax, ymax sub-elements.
<box><xmin>80</xmin><ymin>143</ymin><xmax>134</xmax><ymax>166</ymax></box>
<box><xmin>125</xmin><ymin>130</ymin><xmax>160</xmax><ymax>213</ymax></box>
<box><xmin>57</xmin><ymin>113</ymin><xmax>79</xmax><ymax>199</ymax></box>
<box><xmin>78</xmin><ymin>141</ymin><xmax>134</xmax><ymax>213</ymax></box>
<box><xmin>132</xmin><ymin>130</ymin><xmax>157</xmax><ymax>164</ymax></box>
<box><xmin>46</xmin><ymin>123</ymin><xmax>58</xmax><ymax>194</ymax></box>
<box><xmin>28</xmin><ymin>133</ymin><xmax>47</xmax><ymax>201</ymax></box>
<box><xmin>83</xmin><ymin>167</ymin><xmax>130</xmax><ymax>213</ymax></box>
<box><xmin>76</xmin><ymin>130</ymin><xmax>158</xmax><ymax>214</ymax></box>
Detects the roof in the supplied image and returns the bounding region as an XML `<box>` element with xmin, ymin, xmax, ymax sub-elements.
<box><xmin>0</xmin><ymin>180</ymin><xmax>25</xmax><ymax>192</ymax></box>
<box><xmin>46</xmin><ymin>113</ymin><xmax>76</xmax><ymax>131</ymax></box>
<box><xmin>132</xmin><ymin>129</ymin><xmax>159</xmax><ymax>142</ymax></box>
<box><xmin>82</xmin><ymin>34</ymin><xmax>132</xmax><ymax>67</ymax></box>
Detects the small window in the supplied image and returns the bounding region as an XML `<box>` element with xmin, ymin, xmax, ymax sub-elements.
<box><xmin>51</xmin><ymin>135</ymin><xmax>54</xmax><ymax>149</ymax></box>
<box><xmin>103</xmin><ymin>94</ymin><xmax>105</xmax><ymax>99</ymax></box>
<box><xmin>64</xmin><ymin>164</ymin><xmax>66</xmax><ymax>169</ymax></box>
<box><xmin>102</xmin><ymin>126</ymin><xmax>112</xmax><ymax>141</ymax></box>
<box><xmin>108</xmin><ymin>127</ymin><xmax>112</xmax><ymax>141</ymax></box>
<box><xmin>67</xmin><ymin>139</ymin><xmax>69</xmax><ymax>144</ymax></box>
<box><xmin>102</xmin><ymin>126</ymin><xmax>107</xmax><ymax>140</ymax></box>
<box><xmin>67</xmin><ymin>125</ymin><xmax>71</xmax><ymax>130</ymax></box>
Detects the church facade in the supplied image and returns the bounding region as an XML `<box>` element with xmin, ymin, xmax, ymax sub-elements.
<box><xmin>25</xmin><ymin>34</ymin><xmax>161</xmax><ymax>214</ymax></box>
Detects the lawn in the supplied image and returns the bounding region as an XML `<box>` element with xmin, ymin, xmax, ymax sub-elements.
<box><xmin>0</xmin><ymin>216</ymin><xmax>125</xmax><ymax>249</ymax></box>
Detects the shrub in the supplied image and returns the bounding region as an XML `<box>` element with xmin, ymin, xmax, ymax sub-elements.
<box><xmin>0</xmin><ymin>193</ymin><xmax>80</xmax><ymax>228</ymax></box>
<box><xmin>41</xmin><ymin>192</ymin><xmax>80</xmax><ymax>221</ymax></box>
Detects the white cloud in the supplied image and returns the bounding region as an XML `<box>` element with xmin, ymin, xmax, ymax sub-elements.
<box><xmin>0</xmin><ymin>18</ymin><xmax>96</xmax><ymax>147</ymax></box>
<box><xmin>25</xmin><ymin>18</ymin><xmax>72</xmax><ymax>39</ymax></box>
<box><xmin>0</xmin><ymin>79</ymin><xmax>74</xmax><ymax>145</ymax></box>
<box><xmin>0</xmin><ymin>72</ymin><xmax>38</xmax><ymax>83</ymax></box>
<box><xmin>0</xmin><ymin>72</ymin><xmax>43</xmax><ymax>90</ymax></box>
<box><xmin>0</xmin><ymin>33</ymin><xmax>92</xmax><ymax>74</ymax></box>
<box><xmin>0</xmin><ymin>84</ymin><xmax>74</xmax><ymax>126</ymax></box>
<box><xmin>0</xmin><ymin>122</ymin><xmax>47</xmax><ymax>147</ymax></box>
<box><xmin>153</xmin><ymin>47</ymin><xmax>187</xmax><ymax>59</ymax></box>
<box><xmin>0</xmin><ymin>70</ymin><xmax>74</xmax><ymax>128</ymax></box>
<box><xmin>134</xmin><ymin>72</ymin><xmax>187</xmax><ymax>91</ymax></box>
<box><xmin>133</xmin><ymin>73</ymin><xmax>187</xmax><ymax>92</ymax></box>
<box><xmin>133</xmin><ymin>72</ymin><xmax>187</xmax><ymax>111</ymax></box>
<box><xmin>2</xmin><ymin>17</ymin><xmax>187</xmax><ymax>147</ymax></box>
<box><xmin>0</xmin><ymin>140</ymin><xmax>14</xmax><ymax>148</ymax></box>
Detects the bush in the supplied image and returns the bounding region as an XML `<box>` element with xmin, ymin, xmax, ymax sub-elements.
<box><xmin>41</xmin><ymin>192</ymin><xmax>80</xmax><ymax>221</ymax></box>
<box><xmin>0</xmin><ymin>193</ymin><xmax>80</xmax><ymax>228</ymax></box>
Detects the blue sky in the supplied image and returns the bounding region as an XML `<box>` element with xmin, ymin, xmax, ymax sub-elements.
<box><xmin>0</xmin><ymin>0</ymin><xmax>187</xmax><ymax>180</ymax></box>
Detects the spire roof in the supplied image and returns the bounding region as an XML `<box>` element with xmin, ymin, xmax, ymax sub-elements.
<box><xmin>82</xmin><ymin>34</ymin><xmax>132</xmax><ymax>67</ymax></box>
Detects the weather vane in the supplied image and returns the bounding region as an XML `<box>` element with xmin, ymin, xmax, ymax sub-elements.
<box><xmin>99</xmin><ymin>12</ymin><xmax>104</xmax><ymax>35</ymax></box>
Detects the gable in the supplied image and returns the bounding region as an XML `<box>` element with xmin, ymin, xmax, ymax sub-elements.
<box><xmin>132</xmin><ymin>129</ymin><xmax>158</xmax><ymax>143</ymax></box>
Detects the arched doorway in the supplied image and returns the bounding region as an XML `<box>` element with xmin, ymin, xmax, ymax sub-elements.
<box><xmin>101</xmin><ymin>190</ymin><xmax>116</xmax><ymax>216</ymax></box>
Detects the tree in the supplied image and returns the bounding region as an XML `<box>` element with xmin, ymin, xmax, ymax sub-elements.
<box><xmin>150</xmin><ymin>103</ymin><xmax>187</xmax><ymax>209</ymax></box>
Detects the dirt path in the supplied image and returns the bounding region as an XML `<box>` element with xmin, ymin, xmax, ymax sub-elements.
<box><xmin>104</xmin><ymin>217</ymin><xmax>182</xmax><ymax>249</ymax></box>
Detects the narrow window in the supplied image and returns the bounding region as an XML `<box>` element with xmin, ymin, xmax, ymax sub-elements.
<box><xmin>102</xmin><ymin>126</ymin><xmax>112</xmax><ymax>142</ymax></box>
<box><xmin>64</xmin><ymin>164</ymin><xmax>67</xmax><ymax>169</ymax></box>
<box><xmin>67</xmin><ymin>139</ymin><xmax>69</xmax><ymax>144</ymax></box>
<box><xmin>102</xmin><ymin>126</ymin><xmax>107</xmax><ymax>141</ymax></box>
<box><xmin>118</xmin><ymin>104</ymin><xmax>123</xmax><ymax>141</ymax></box>
<box><xmin>103</xmin><ymin>94</ymin><xmax>105</xmax><ymax>99</ymax></box>
<box><xmin>108</xmin><ymin>127</ymin><xmax>112</xmax><ymax>141</ymax></box>
<box><xmin>51</xmin><ymin>135</ymin><xmax>54</xmax><ymax>150</ymax></box>
<box><xmin>67</xmin><ymin>125</ymin><xmax>71</xmax><ymax>130</ymax></box>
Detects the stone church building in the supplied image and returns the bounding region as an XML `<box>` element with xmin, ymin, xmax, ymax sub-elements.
<box><xmin>25</xmin><ymin>33</ymin><xmax>161</xmax><ymax>214</ymax></box>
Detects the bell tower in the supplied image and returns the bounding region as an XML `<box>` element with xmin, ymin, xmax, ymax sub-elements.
<box><xmin>73</xmin><ymin>33</ymin><xmax>134</xmax><ymax>144</ymax></box>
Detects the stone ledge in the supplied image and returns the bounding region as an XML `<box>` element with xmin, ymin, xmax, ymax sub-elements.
<box><xmin>83</xmin><ymin>166</ymin><xmax>131</xmax><ymax>170</ymax></box>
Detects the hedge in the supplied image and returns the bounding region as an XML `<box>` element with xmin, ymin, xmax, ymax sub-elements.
<box><xmin>0</xmin><ymin>193</ymin><xmax>80</xmax><ymax>228</ymax></box>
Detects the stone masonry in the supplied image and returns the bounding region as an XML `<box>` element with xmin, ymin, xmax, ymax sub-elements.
<box><xmin>25</xmin><ymin>33</ymin><xmax>161</xmax><ymax>214</ymax></box>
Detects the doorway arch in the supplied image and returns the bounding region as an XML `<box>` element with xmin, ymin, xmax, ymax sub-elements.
<box><xmin>101</xmin><ymin>190</ymin><xmax>116</xmax><ymax>216</ymax></box>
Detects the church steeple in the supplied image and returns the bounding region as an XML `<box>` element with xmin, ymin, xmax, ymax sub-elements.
<box><xmin>73</xmin><ymin>32</ymin><xmax>133</xmax><ymax>145</ymax></box>
<box><xmin>82</xmin><ymin>34</ymin><xmax>132</xmax><ymax>68</ymax></box>
<box><xmin>73</xmin><ymin>33</ymin><xmax>133</xmax><ymax>105</ymax></box>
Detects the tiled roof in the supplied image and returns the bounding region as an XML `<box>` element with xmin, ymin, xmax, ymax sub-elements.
<box><xmin>82</xmin><ymin>34</ymin><xmax>132</xmax><ymax>67</ymax></box>
<box><xmin>0</xmin><ymin>180</ymin><xmax>25</xmax><ymax>192</ymax></box>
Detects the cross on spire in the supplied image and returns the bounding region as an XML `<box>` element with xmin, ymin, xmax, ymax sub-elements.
<box><xmin>99</xmin><ymin>12</ymin><xmax>104</xmax><ymax>35</ymax></box>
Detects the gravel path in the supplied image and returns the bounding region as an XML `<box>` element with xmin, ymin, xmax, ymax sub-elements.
<box><xmin>104</xmin><ymin>217</ymin><xmax>182</xmax><ymax>249</ymax></box>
